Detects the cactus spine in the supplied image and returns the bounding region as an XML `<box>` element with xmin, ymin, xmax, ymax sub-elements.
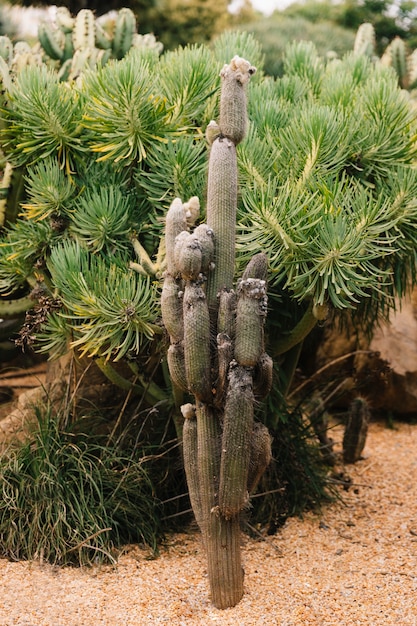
<box><xmin>161</xmin><ymin>56</ymin><xmax>272</xmax><ymax>609</ymax></box>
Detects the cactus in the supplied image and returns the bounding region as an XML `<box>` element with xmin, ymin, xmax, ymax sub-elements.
<box><xmin>161</xmin><ymin>56</ymin><xmax>272</xmax><ymax>609</ymax></box>
<box><xmin>343</xmin><ymin>397</ymin><xmax>370</xmax><ymax>464</ymax></box>
<box><xmin>36</xmin><ymin>8</ymin><xmax>162</xmax><ymax>82</ymax></box>
<box><xmin>381</xmin><ymin>36</ymin><xmax>409</xmax><ymax>88</ymax></box>
<box><xmin>354</xmin><ymin>23</ymin><xmax>376</xmax><ymax>58</ymax></box>
<box><xmin>112</xmin><ymin>8</ymin><xmax>137</xmax><ymax>60</ymax></box>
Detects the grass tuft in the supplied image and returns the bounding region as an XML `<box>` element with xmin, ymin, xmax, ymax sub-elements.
<box><xmin>0</xmin><ymin>404</ymin><xmax>164</xmax><ymax>565</ymax></box>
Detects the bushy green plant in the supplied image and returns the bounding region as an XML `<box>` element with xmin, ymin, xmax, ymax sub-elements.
<box><xmin>1</xmin><ymin>24</ymin><xmax>417</xmax><ymax>600</ymax></box>
<box><xmin>0</xmin><ymin>405</ymin><xmax>168</xmax><ymax>565</ymax></box>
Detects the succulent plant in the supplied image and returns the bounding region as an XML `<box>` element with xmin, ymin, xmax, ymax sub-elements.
<box><xmin>343</xmin><ymin>397</ymin><xmax>370</xmax><ymax>464</ymax></box>
<box><xmin>161</xmin><ymin>56</ymin><xmax>272</xmax><ymax>609</ymax></box>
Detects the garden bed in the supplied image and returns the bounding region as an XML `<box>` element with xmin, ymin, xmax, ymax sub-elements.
<box><xmin>0</xmin><ymin>419</ymin><xmax>416</xmax><ymax>625</ymax></box>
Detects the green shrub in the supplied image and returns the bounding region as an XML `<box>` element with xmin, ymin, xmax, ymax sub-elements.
<box><xmin>0</xmin><ymin>405</ymin><xmax>168</xmax><ymax>565</ymax></box>
<box><xmin>237</xmin><ymin>15</ymin><xmax>355</xmax><ymax>76</ymax></box>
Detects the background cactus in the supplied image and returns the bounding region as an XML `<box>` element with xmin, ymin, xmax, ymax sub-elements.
<box><xmin>36</xmin><ymin>7</ymin><xmax>163</xmax><ymax>83</ymax></box>
<box><xmin>161</xmin><ymin>56</ymin><xmax>272</xmax><ymax>609</ymax></box>
<box><xmin>343</xmin><ymin>397</ymin><xmax>370</xmax><ymax>464</ymax></box>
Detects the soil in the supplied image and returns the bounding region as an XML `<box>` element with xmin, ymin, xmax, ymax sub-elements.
<box><xmin>0</xmin><ymin>414</ymin><xmax>416</xmax><ymax>625</ymax></box>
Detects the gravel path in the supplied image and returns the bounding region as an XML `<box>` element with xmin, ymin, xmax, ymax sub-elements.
<box><xmin>0</xmin><ymin>420</ymin><xmax>416</xmax><ymax>626</ymax></box>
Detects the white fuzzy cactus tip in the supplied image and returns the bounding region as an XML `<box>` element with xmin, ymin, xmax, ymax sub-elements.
<box><xmin>220</xmin><ymin>55</ymin><xmax>256</xmax><ymax>85</ymax></box>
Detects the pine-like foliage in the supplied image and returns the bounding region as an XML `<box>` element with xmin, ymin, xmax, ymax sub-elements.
<box><xmin>1</xmin><ymin>33</ymin><xmax>417</xmax><ymax>369</ymax></box>
<box><xmin>1</xmin><ymin>31</ymin><xmax>417</xmax><ymax>532</ymax></box>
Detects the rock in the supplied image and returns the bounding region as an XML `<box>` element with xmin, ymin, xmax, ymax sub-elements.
<box><xmin>0</xmin><ymin>386</ymin><xmax>46</xmax><ymax>447</ymax></box>
<box><xmin>316</xmin><ymin>289</ymin><xmax>417</xmax><ymax>417</ymax></box>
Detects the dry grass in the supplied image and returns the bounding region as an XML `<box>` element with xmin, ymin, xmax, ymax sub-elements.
<box><xmin>0</xmin><ymin>420</ymin><xmax>416</xmax><ymax>625</ymax></box>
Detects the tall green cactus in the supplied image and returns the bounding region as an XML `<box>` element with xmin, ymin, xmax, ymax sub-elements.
<box><xmin>161</xmin><ymin>56</ymin><xmax>272</xmax><ymax>609</ymax></box>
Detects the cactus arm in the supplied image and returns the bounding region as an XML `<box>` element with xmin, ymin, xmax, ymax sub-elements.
<box><xmin>205</xmin><ymin>136</ymin><xmax>238</xmax><ymax>309</ymax></box>
<box><xmin>0</xmin><ymin>162</ymin><xmax>14</xmax><ymax>227</ymax></box>
<box><xmin>181</xmin><ymin>404</ymin><xmax>204</xmax><ymax>531</ymax></box>
<box><xmin>182</xmin><ymin>283</ymin><xmax>212</xmax><ymax>402</ymax></box>
<box><xmin>131</xmin><ymin>237</ymin><xmax>160</xmax><ymax>277</ymax></box>
<box><xmin>112</xmin><ymin>8</ymin><xmax>136</xmax><ymax>60</ymax></box>
<box><xmin>0</xmin><ymin>295</ymin><xmax>33</xmax><ymax>318</ymax></box>
<box><xmin>73</xmin><ymin>9</ymin><xmax>95</xmax><ymax>51</ymax></box>
<box><xmin>219</xmin><ymin>56</ymin><xmax>255</xmax><ymax>145</ymax></box>
<box><xmin>234</xmin><ymin>277</ymin><xmax>267</xmax><ymax>366</ymax></box>
<box><xmin>38</xmin><ymin>22</ymin><xmax>65</xmax><ymax>61</ymax></box>
<box><xmin>218</xmin><ymin>363</ymin><xmax>254</xmax><ymax>518</ymax></box>
<box><xmin>247</xmin><ymin>422</ymin><xmax>272</xmax><ymax>494</ymax></box>
<box><xmin>0</xmin><ymin>165</ymin><xmax>25</xmax><ymax>227</ymax></box>
<box><xmin>164</xmin><ymin>197</ymin><xmax>189</xmax><ymax>276</ymax></box>
<box><xmin>95</xmin><ymin>21</ymin><xmax>112</xmax><ymax>51</ymax></box>
<box><xmin>166</xmin><ymin>342</ymin><xmax>187</xmax><ymax>391</ymax></box>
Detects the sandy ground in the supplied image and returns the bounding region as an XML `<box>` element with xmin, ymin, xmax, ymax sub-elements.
<box><xmin>0</xmin><ymin>420</ymin><xmax>416</xmax><ymax>626</ymax></box>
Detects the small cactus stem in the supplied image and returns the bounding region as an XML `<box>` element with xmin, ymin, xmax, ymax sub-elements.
<box><xmin>196</xmin><ymin>401</ymin><xmax>222</xmax><ymax>524</ymax></box>
<box><xmin>183</xmin><ymin>282</ymin><xmax>212</xmax><ymax>402</ymax></box>
<box><xmin>112</xmin><ymin>8</ymin><xmax>136</xmax><ymax>60</ymax></box>
<box><xmin>242</xmin><ymin>252</ymin><xmax>268</xmax><ymax>281</ymax></box>
<box><xmin>216</xmin><ymin>332</ymin><xmax>234</xmax><ymax>408</ymax></box>
<box><xmin>167</xmin><ymin>342</ymin><xmax>188</xmax><ymax>392</ymax></box>
<box><xmin>0</xmin><ymin>36</ymin><xmax>13</xmax><ymax>65</ymax></box>
<box><xmin>205</xmin><ymin>136</ymin><xmax>238</xmax><ymax>309</ymax></box>
<box><xmin>182</xmin><ymin>406</ymin><xmax>205</xmax><ymax>532</ymax></box>
<box><xmin>161</xmin><ymin>274</ymin><xmax>184</xmax><ymax>343</ymax></box>
<box><xmin>55</xmin><ymin>7</ymin><xmax>75</xmax><ymax>34</ymax></box>
<box><xmin>38</xmin><ymin>22</ymin><xmax>65</xmax><ymax>61</ymax></box>
<box><xmin>68</xmin><ymin>48</ymin><xmax>92</xmax><ymax>82</ymax></box>
<box><xmin>272</xmin><ymin>301</ymin><xmax>318</xmax><ymax>357</ymax></box>
<box><xmin>390</xmin><ymin>37</ymin><xmax>409</xmax><ymax>89</ymax></box>
<box><xmin>219</xmin><ymin>56</ymin><xmax>256</xmax><ymax>145</ymax></box>
<box><xmin>408</xmin><ymin>49</ymin><xmax>417</xmax><ymax>89</ymax></box>
<box><xmin>177</xmin><ymin>235</ymin><xmax>203</xmax><ymax>282</ymax></box>
<box><xmin>0</xmin><ymin>295</ymin><xmax>33</xmax><ymax>318</ymax></box>
<box><xmin>234</xmin><ymin>277</ymin><xmax>267</xmax><ymax>367</ymax></box>
<box><xmin>95</xmin><ymin>20</ymin><xmax>112</xmax><ymax>50</ymax></box>
<box><xmin>173</xmin><ymin>230</ymin><xmax>191</xmax><ymax>274</ymax></box>
<box><xmin>217</xmin><ymin>288</ymin><xmax>236</xmax><ymax>338</ymax></box>
<box><xmin>218</xmin><ymin>362</ymin><xmax>254</xmax><ymax>519</ymax></box>
<box><xmin>253</xmin><ymin>352</ymin><xmax>273</xmax><ymax>399</ymax></box>
<box><xmin>0</xmin><ymin>56</ymin><xmax>11</xmax><ymax>92</ymax></box>
<box><xmin>63</xmin><ymin>32</ymin><xmax>75</xmax><ymax>62</ymax></box>
<box><xmin>247</xmin><ymin>422</ymin><xmax>272</xmax><ymax>494</ymax></box>
<box><xmin>354</xmin><ymin>23</ymin><xmax>376</xmax><ymax>57</ymax></box>
<box><xmin>165</xmin><ymin>197</ymin><xmax>189</xmax><ymax>276</ymax></box>
<box><xmin>343</xmin><ymin>397</ymin><xmax>370</xmax><ymax>464</ymax></box>
<box><xmin>0</xmin><ymin>162</ymin><xmax>14</xmax><ymax>227</ymax></box>
<box><xmin>183</xmin><ymin>196</ymin><xmax>200</xmax><ymax>227</ymax></box>
<box><xmin>205</xmin><ymin>120</ymin><xmax>221</xmax><ymax>146</ymax></box>
<box><xmin>73</xmin><ymin>9</ymin><xmax>95</xmax><ymax>51</ymax></box>
<box><xmin>2</xmin><ymin>165</ymin><xmax>25</xmax><ymax>225</ymax></box>
<box><xmin>131</xmin><ymin>237</ymin><xmax>157</xmax><ymax>277</ymax></box>
<box><xmin>192</xmin><ymin>224</ymin><xmax>215</xmax><ymax>275</ymax></box>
